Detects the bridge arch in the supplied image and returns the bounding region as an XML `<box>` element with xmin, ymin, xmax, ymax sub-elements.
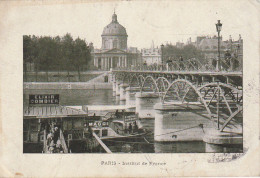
<box><xmin>140</xmin><ymin>75</ymin><xmax>160</xmax><ymax>94</ymax></box>
<box><xmin>114</xmin><ymin>72</ymin><xmax>121</xmax><ymax>80</ymax></box>
<box><xmin>155</xmin><ymin>77</ymin><xmax>171</xmax><ymax>96</ymax></box>
<box><xmin>198</xmin><ymin>82</ymin><xmax>242</xmax><ymax>95</ymax></box>
<box><xmin>121</xmin><ymin>73</ymin><xmax>132</xmax><ymax>83</ymax></box>
<box><xmin>138</xmin><ymin>75</ymin><xmax>145</xmax><ymax>87</ymax></box>
<box><xmin>163</xmin><ymin>79</ymin><xmax>242</xmax><ymax>131</ymax></box>
<box><xmin>129</xmin><ymin>74</ymin><xmax>139</xmax><ymax>87</ymax></box>
<box><xmin>114</xmin><ymin>72</ymin><xmax>127</xmax><ymax>82</ymax></box>
<box><xmin>162</xmin><ymin>79</ymin><xmax>212</xmax><ymax>116</ymax></box>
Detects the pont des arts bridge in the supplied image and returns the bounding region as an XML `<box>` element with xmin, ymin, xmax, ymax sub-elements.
<box><xmin>110</xmin><ymin>62</ymin><xmax>242</xmax><ymax>152</ymax></box>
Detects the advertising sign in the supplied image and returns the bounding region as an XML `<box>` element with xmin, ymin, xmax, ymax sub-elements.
<box><xmin>29</xmin><ymin>94</ymin><xmax>59</xmax><ymax>104</ymax></box>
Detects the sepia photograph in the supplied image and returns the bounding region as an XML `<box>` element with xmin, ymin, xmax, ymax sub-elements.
<box><xmin>23</xmin><ymin>3</ymin><xmax>243</xmax><ymax>154</ymax></box>
<box><xmin>1</xmin><ymin>0</ymin><xmax>259</xmax><ymax>177</ymax></box>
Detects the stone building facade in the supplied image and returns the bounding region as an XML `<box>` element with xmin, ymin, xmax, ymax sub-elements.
<box><xmin>141</xmin><ymin>41</ymin><xmax>162</xmax><ymax>65</ymax></box>
<box><xmin>196</xmin><ymin>35</ymin><xmax>243</xmax><ymax>61</ymax></box>
<box><xmin>197</xmin><ymin>36</ymin><xmax>228</xmax><ymax>59</ymax></box>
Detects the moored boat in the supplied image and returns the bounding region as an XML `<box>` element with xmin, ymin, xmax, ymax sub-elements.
<box><xmin>89</xmin><ymin>119</ymin><xmax>148</xmax><ymax>142</ymax></box>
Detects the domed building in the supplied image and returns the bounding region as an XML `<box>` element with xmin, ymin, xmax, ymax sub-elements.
<box><xmin>101</xmin><ymin>13</ymin><xmax>127</xmax><ymax>50</ymax></box>
<box><xmin>93</xmin><ymin>12</ymin><xmax>140</xmax><ymax>70</ymax></box>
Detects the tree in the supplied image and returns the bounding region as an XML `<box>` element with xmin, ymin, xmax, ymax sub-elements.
<box><xmin>61</xmin><ymin>33</ymin><xmax>74</xmax><ymax>82</ymax></box>
<box><xmin>23</xmin><ymin>34</ymin><xmax>92</xmax><ymax>82</ymax></box>
<box><xmin>53</xmin><ymin>36</ymin><xmax>62</xmax><ymax>81</ymax></box>
<box><xmin>23</xmin><ymin>35</ymin><xmax>32</xmax><ymax>81</ymax></box>
<box><xmin>37</xmin><ymin>36</ymin><xmax>54</xmax><ymax>81</ymax></box>
<box><xmin>73</xmin><ymin>38</ymin><xmax>90</xmax><ymax>81</ymax></box>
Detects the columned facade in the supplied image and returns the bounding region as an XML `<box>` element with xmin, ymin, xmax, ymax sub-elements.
<box><xmin>94</xmin><ymin>54</ymin><xmax>127</xmax><ymax>70</ymax></box>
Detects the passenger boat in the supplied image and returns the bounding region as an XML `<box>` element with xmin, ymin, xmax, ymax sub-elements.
<box><xmin>90</xmin><ymin>118</ymin><xmax>148</xmax><ymax>141</ymax></box>
<box><xmin>23</xmin><ymin>106</ymin><xmax>148</xmax><ymax>153</ymax></box>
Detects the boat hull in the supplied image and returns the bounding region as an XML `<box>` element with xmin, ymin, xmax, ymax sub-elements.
<box><xmin>100</xmin><ymin>132</ymin><xmax>148</xmax><ymax>142</ymax></box>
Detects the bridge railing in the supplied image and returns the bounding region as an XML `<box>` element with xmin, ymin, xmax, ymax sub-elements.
<box><xmin>114</xmin><ymin>58</ymin><xmax>242</xmax><ymax>72</ymax></box>
<box><xmin>114</xmin><ymin>65</ymin><xmax>242</xmax><ymax>72</ymax></box>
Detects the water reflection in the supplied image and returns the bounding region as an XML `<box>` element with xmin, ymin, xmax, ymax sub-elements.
<box><xmin>154</xmin><ymin>141</ymin><xmax>205</xmax><ymax>153</ymax></box>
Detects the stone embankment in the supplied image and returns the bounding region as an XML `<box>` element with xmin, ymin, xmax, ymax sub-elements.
<box><xmin>24</xmin><ymin>72</ymin><xmax>112</xmax><ymax>90</ymax></box>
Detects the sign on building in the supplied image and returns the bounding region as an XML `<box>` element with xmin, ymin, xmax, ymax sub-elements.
<box><xmin>29</xmin><ymin>94</ymin><xmax>59</xmax><ymax>104</ymax></box>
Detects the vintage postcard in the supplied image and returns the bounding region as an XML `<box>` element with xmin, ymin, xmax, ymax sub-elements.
<box><xmin>0</xmin><ymin>0</ymin><xmax>259</xmax><ymax>177</ymax></box>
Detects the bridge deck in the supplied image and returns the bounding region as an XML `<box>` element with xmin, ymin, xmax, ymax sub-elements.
<box><xmin>112</xmin><ymin>70</ymin><xmax>242</xmax><ymax>77</ymax></box>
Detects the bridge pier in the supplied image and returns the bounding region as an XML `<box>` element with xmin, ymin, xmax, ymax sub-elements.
<box><xmin>125</xmin><ymin>87</ymin><xmax>140</xmax><ymax>107</ymax></box>
<box><xmin>112</xmin><ymin>69</ymin><xmax>243</xmax><ymax>152</ymax></box>
<box><xmin>203</xmin><ymin>129</ymin><xmax>243</xmax><ymax>152</ymax></box>
<box><xmin>112</xmin><ymin>81</ymin><xmax>117</xmax><ymax>92</ymax></box>
<box><xmin>112</xmin><ymin>81</ymin><xmax>117</xmax><ymax>96</ymax></box>
<box><xmin>115</xmin><ymin>81</ymin><xmax>121</xmax><ymax>96</ymax></box>
<box><xmin>135</xmin><ymin>92</ymin><xmax>160</xmax><ymax>119</ymax></box>
<box><xmin>119</xmin><ymin>83</ymin><xmax>129</xmax><ymax>101</ymax></box>
<box><xmin>154</xmin><ymin>102</ymin><xmax>212</xmax><ymax>142</ymax></box>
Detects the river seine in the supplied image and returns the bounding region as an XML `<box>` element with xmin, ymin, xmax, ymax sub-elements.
<box><xmin>24</xmin><ymin>89</ymin><xmax>242</xmax><ymax>153</ymax></box>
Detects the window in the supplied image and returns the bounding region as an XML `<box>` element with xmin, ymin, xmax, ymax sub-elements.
<box><xmin>67</xmin><ymin>120</ymin><xmax>73</xmax><ymax>130</ymax></box>
<box><xmin>40</xmin><ymin>135</ymin><xmax>44</xmax><ymax>142</ymax></box>
<box><xmin>113</xmin><ymin>40</ymin><xmax>118</xmax><ymax>48</ymax></box>
<box><xmin>102</xmin><ymin>129</ymin><xmax>108</xmax><ymax>137</ymax></box>
<box><xmin>30</xmin><ymin>121</ymin><xmax>38</xmax><ymax>131</ymax></box>
<box><xmin>68</xmin><ymin>134</ymin><xmax>73</xmax><ymax>140</ymax></box>
<box><xmin>104</xmin><ymin>40</ymin><xmax>108</xmax><ymax>49</ymax></box>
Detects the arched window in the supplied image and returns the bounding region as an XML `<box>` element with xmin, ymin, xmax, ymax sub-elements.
<box><xmin>113</xmin><ymin>40</ymin><xmax>118</xmax><ymax>48</ymax></box>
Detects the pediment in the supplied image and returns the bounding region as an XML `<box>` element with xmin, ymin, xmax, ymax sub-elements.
<box><xmin>103</xmin><ymin>48</ymin><xmax>127</xmax><ymax>54</ymax></box>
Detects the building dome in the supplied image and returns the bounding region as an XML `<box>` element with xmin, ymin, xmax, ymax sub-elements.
<box><xmin>101</xmin><ymin>13</ymin><xmax>128</xmax><ymax>50</ymax></box>
<box><xmin>102</xmin><ymin>13</ymin><xmax>127</xmax><ymax>37</ymax></box>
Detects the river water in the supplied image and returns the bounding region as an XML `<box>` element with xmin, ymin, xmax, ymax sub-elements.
<box><xmin>24</xmin><ymin>89</ymin><xmax>242</xmax><ymax>153</ymax></box>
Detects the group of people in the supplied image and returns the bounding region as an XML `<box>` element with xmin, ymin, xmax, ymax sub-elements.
<box><xmin>126</xmin><ymin>121</ymin><xmax>139</xmax><ymax>134</ymax></box>
<box><xmin>46</xmin><ymin>122</ymin><xmax>63</xmax><ymax>153</ymax></box>
<box><xmin>83</xmin><ymin>123</ymin><xmax>93</xmax><ymax>138</ymax></box>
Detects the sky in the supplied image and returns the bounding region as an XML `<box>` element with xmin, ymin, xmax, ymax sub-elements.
<box><xmin>10</xmin><ymin>0</ymin><xmax>255</xmax><ymax>49</ymax></box>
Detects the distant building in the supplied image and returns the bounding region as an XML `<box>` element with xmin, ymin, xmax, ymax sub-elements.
<box><xmin>141</xmin><ymin>41</ymin><xmax>161</xmax><ymax>65</ymax></box>
<box><xmin>197</xmin><ymin>36</ymin><xmax>228</xmax><ymax>59</ymax></box>
<box><xmin>197</xmin><ymin>35</ymin><xmax>243</xmax><ymax>61</ymax></box>
<box><xmin>186</xmin><ymin>37</ymin><xmax>196</xmax><ymax>47</ymax></box>
<box><xmin>92</xmin><ymin>12</ymin><xmax>141</xmax><ymax>70</ymax></box>
<box><xmin>196</xmin><ymin>36</ymin><xmax>207</xmax><ymax>47</ymax></box>
<box><xmin>176</xmin><ymin>42</ymin><xmax>185</xmax><ymax>49</ymax></box>
<box><xmin>227</xmin><ymin>34</ymin><xmax>243</xmax><ymax>65</ymax></box>
<box><xmin>127</xmin><ymin>47</ymin><xmax>142</xmax><ymax>67</ymax></box>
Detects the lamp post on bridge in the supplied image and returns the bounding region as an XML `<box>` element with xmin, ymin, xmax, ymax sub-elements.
<box><xmin>216</xmin><ymin>20</ymin><xmax>222</xmax><ymax>72</ymax></box>
<box><xmin>160</xmin><ymin>44</ymin><xmax>164</xmax><ymax>70</ymax></box>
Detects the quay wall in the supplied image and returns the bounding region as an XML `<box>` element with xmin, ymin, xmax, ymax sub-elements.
<box><xmin>23</xmin><ymin>71</ymin><xmax>108</xmax><ymax>82</ymax></box>
<box><xmin>23</xmin><ymin>82</ymin><xmax>112</xmax><ymax>90</ymax></box>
